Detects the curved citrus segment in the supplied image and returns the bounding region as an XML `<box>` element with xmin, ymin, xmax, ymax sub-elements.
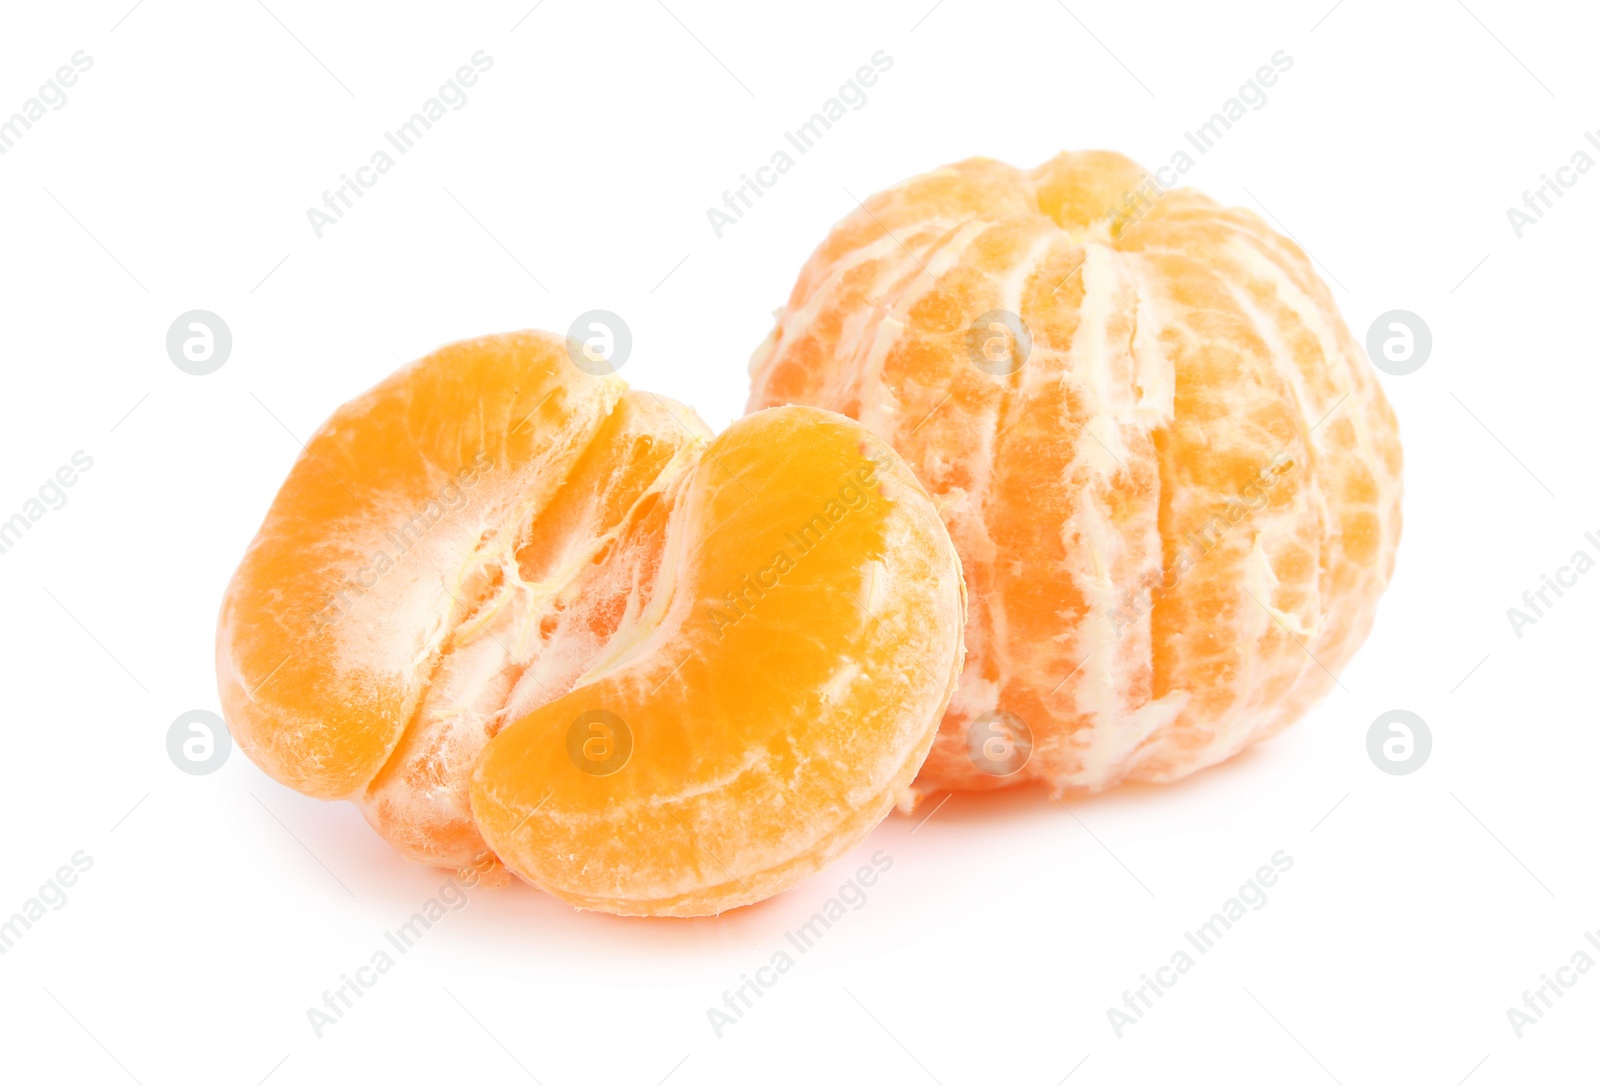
<box><xmin>747</xmin><ymin>151</ymin><xmax>1403</xmax><ymax>795</ymax></box>
<box><xmin>355</xmin><ymin>387</ymin><xmax>706</xmax><ymax>864</ymax></box>
<box><xmin>471</xmin><ymin>406</ymin><xmax>964</xmax><ymax>916</ymax></box>
<box><xmin>216</xmin><ymin>332</ymin><xmax>628</xmax><ymax>808</ymax></box>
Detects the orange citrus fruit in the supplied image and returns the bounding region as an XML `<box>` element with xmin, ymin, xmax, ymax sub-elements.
<box><xmin>216</xmin><ymin>331</ymin><xmax>964</xmax><ymax>915</ymax></box>
<box><xmin>747</xmin><ymin>151</ymin><xmax>1403</xmax><ymax>795</ymax></box>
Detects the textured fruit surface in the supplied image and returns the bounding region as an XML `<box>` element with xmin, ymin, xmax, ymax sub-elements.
<box><xmin>747</xmin><ymin>151</ymin><xmax>1403</xmax><ymax>795</ymax></box>
<box><xmin>472</xmin><ymin>405</ymin><xmax>964</xmax><ymax>915</ymax></box>
<box><xmin>216</xmin><ymin>331</ymin><xmax>964</xmax><ymax>915</ymax></box>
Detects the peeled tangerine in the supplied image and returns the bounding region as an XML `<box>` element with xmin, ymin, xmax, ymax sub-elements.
<box><xmin>216</xmin><ymin>331</ymin><xmax>964</xmax><ymax>916</ymax></box>
<box><xmin>748</xmin><ymin>151</ymin><xmax>1403</xmax><ymax>795</ymax></box>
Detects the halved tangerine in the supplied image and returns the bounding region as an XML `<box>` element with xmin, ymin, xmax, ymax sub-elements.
<box><xmin>216</xmin><ymin>331</ymin><xmax>964</xmax><ymax>915</ymax></box>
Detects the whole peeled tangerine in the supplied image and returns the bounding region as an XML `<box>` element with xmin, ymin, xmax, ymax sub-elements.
<box><xmin>748</xmin><ymin>151</ymin><xmax>1403</xmax><ymax>795</ymax></box>
<box><xmin>217</xmin><ymin>331</ymin><xmax>964</xmax><ymax>916</ymax></box>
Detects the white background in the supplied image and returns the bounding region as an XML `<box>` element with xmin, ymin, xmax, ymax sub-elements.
<box><xmin>1</xmin><ymin>0</ymin><xmax>1595</xmax><ymax>1082</ymax></box>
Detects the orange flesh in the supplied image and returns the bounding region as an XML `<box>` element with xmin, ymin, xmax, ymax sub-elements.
<box><xmin>216</xmin><ymin>331</ymin><xmax>964</xmax><ymax>915</ymax></box>
<box><xmin>472</xmin><ymin>407</ymin><xmax>964</xmax><ymax>914</ymax></box>
<box><xmin>747</xmin><ymin>151</ymin><xmax>1403</xmax><ymax>794</ymax></box>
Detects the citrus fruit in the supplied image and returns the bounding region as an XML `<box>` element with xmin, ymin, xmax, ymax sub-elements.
<box><xmin>216</xmin><ymin>331</ymin><xmax>964</xmax><ymax>915</ymax></box>
<box><xmin>746</xmin><ymin>151</ymin><xmax>1403</xmax><ymax>795</ymax></box>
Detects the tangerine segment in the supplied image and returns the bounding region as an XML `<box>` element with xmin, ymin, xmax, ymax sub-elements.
<box><xmin>471</xmin><ymin>406</ymin><xmax>965</xmax><ymax>917</ymax></box>
<box><xmin>217</xmin><ymin>331</ymin><xmax>965</xmax><ymax>907</ymax></box>
<box><xmin>217</xmin><ymin>332</ymin><xmax>629</xmax><ymax>803</ymax></box>
<box><xmin>356</xmin><ymin>389</ymin><xmax>706</xmax><ymax>866</ymax></box>
<box><xmin>747</xmin><ymin>151</ymin><xmax>1402</xmax><ymax>795</ymax></box>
